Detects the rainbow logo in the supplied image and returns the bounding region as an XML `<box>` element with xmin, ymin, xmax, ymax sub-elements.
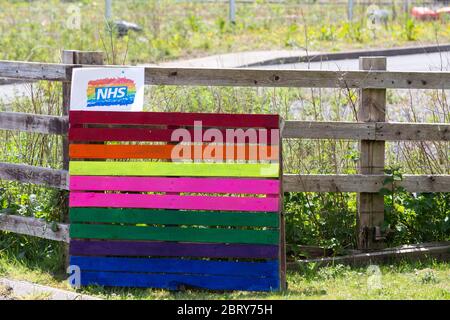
<box><xmin>87</xmin><ymin>77</ymin><xmax>136</xmax><ymax>107</ymax></box>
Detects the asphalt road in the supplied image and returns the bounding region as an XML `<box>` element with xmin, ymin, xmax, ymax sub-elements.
<box><xmin>259</xmin><ymin>51</ymin><xmax>450</xmax><ymax>71</ymax></box>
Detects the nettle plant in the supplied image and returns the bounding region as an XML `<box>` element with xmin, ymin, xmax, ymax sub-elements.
<box><xmin>381</xmin><ymin>167</ymin><xmax>450</xmax><ymax>245</ymax></box>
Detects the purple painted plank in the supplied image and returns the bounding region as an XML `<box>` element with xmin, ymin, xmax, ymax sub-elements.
<box><xmin>69</xmin><ymin>240</ymin><xmax>278</xmax><ymax>259</ymax></box>
<box><xmin>69</xmin><ymin>192</ymin><xmax>279</xmax><ymax>212</ymax></box>
<box><xmin>70</xmin><ymin>176</ymin><xmax>280</xmax><ymax>195</ymax></box>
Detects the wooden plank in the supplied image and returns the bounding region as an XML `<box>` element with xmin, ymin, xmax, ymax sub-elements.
<box><xmin>143</xmin><ymin>67</ymin><xmax>450</xmax><ymax>89</ymax></box>
<box><xmin>70</xmin><ymin>256</ymin><xmax>279</xmax><ymax>278</ymax></box>
<box><xmin>278</xmin><ymin>117</ymin><xmax>287</xmax><ymax>290</ymax></box>
<box><xmin>0</xmin><ymin>162</ymin><xmax>68</xmax><ymax>189</ymax></box>
<box><xmin>375</xmin><ymin>122</ymin><xmax>450</xmax><ymax>141</ymax></box>
<box><xmin>69</xmin><ymin>192</ymin><xmax>279</xmax><ymax>212</ymax></box>
<box><xmin>283</xmin><ymin>121</ymin><xmax>450</xmax><ymax>141</ymax></box>
<box><xmin>79</xmin><ymin>271</ymin><xmax>279</xmax><ymax>291</ymax></box>
<box><xmin>69</xmin><ymin>127</ymin><xmax>277</xmax><ymax>144</ymax></box>
<box><xmin>0</xmin><ymin>112</ymin><xmax>68</xmax><ymax>135</ymax></box>
<box><xmin>69</xmin><ymin>208</ymin><xmax>279</xmax><ymax>227</ymax></box>
<box><xmin>69</xmin><ymin>176</ymin><xmax>280</xmax><ymax>195</ymax></box>
<box><xmin>0</xmin><ymin>60</ymin><xmax>69</xmax><ymax>81</ymax></box>
<box><xmin>69</xmin><ymin>144</ymin><xmax>279</xmax><ymax>160</ymax></box>
<box><xmin>0</xmin><ymin>214</ymin><xmax>69</xmax><ymax>242</ymax></box>
<box><xmin>69</xmin><ymin>161</ymin><xmax>280</xmax><ymax>178</ymax></box>
<box><xmin>69</xmin><ymin>111</ymin><xmax>280</xmax><ymax>128</ymax></box>
<box><xmin>70</xmin><ymin>121</ymin><xmax>450</xmax><ymax>142</ymax></box>
<box><xmin>70</xmin><ymin>224</ymin><xmax>279</xmax><ymax>245</ymax></box>
<box><xmin>69</xmin><ymin>240</ymin><xmax>279</xmax><ymax>259</ymax></box>
<box><xmin>358</xmin><ymin>57</ymin><xmax>387</xmax><ymax>250</ymax></box>
<box><xmin>283</xmin><ymin>121</ymin><xmax>375</xmax><ymax>140</ymax></box>
<box><xmin>3</xmin><ymin>60</ymin><xmax>450</xmax><ymax>89</ymax></box>
<box><xmin>63</xmin><ymin>51</ymin><xmax>105</xmax><ymax>270</ymax></box>
<box><xmin>288</xmin><ymin>242</ymin><xmax>450</xmax><ymax>268</ymax></box>
<box><xmin>282</xmin><ymin>174</ymin><xmax>450</xmax><ymax>192</ymax></box>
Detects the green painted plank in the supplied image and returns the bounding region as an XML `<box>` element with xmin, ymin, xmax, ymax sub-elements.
<box><xmin>70</xmin><ymin>208</ymin><xmax>279</xmax><ymax>228</ymax></box>
<box><xmin>70</xmin><ymin>224</ymin><xmax>279</xmax><ymax>245</ymax></box>
<box><xmin>69</xmin><ymin>161</ymin><xmax>279</xmax><ymax>178</ymax></box>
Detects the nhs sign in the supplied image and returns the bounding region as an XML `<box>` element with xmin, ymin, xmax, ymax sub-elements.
<box><xmin>70</xmin><ymin>67</ymin><xmax>144</xmax><ymax>111</ymax></box>
<box><xmin>95</xmin><ymin>86</ymin><xmax>128</xmax><ymax>100</ymax></box>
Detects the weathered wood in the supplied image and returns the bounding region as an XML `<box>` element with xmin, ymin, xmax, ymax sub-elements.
<box><xmin>0</xmin><ymin>60</ymin><xmax>69</xmax><ymax>81</ymax></box>
<box><xmin>4</xmin><ymin>59</ymin><xmax>450</xmax><ymax>89</ymax></box>
<box><xmin>283</xmin><ymin>121</ymin><xmax>375</xmax><ymax>140</ymax></box>
<box><xmin>1</xmin><ymin>115</ymin><xmax>447</xmax><ymax>141</ymax></box>
<box><xmin>0</xmin><ymin>214</ymin><xmax>69</xmax><ymax>243</ymax></box>
<box><xmin>288</xmin><ymin>242</ymin><xmax>450</xmax><ymax>268</ymax></box>
<box><xmin>357</xmin><ymin>57</ymin><xmax>386</xmax><ymax>250</ymax></box>
<box><xmin>278</xmin><ymin>118</ymin><xmax>287</xmax><ymax>290</ymax></box>
<box><xmin>61</xmin><ymin>50</ymin><xmax>105</xmax><ymax>269</ymax></box>
<box><xmin>375</xmin><ymin>122</ymin><xmax>450</xmax><ymax>141</ymax></box>
<box><xmin>144</xmin><ymin>67</ymin><xmax>450</xmax><ymax>89</ymax></box>
<box><xmin>283</xmin><ymin>174</ymin><xmax>450</xmax><ymax>193</ymax></box>
<box><xmin>283</xmin><ymin>121</ymin><xmax>450</xmax><ymax>141</ymax></box>
<box><xmin>0</xmin><ymin>112</ymin><xmax>68</xmax><ymax>135</ymax></box>
<box><xmin>0</xmin><ymin>162</ymin><xmax>68</xmax><ymax>189</ymax></box>
<box><xmin>62</xmin><ymin>51</ymin><xmax>105</xmax><ymax>169</ymax></box>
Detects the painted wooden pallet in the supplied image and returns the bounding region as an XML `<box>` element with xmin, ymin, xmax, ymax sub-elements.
<box><xmin>68</xmin><ymin>111</ymin><xmax>285</xmax><ymax>292</ymax></box>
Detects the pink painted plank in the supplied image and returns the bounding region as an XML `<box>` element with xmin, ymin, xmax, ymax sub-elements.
<box><xmin>69</xmin><ymin>192</ymin><xmax>279</xmax><ymax>212</ymax></box>
<box><xmin>69</xmin><ymin>176</ymin><xmax>280</xmax><ymax>195</ymax></box>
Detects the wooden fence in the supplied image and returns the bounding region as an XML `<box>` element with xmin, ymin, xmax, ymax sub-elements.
<box><xmin>0</xmin><ymin>50</ymin><xmax>449</xmax><ymax>252</ymax></box>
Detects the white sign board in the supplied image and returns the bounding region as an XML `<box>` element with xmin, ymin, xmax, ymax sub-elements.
<box><xmin>70</xmin><ymin>67</ymin><xmax>144</xmax><ymax>111</ymax></box>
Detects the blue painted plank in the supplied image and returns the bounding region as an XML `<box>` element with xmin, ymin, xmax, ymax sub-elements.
<box><xmin>80</xmin><ymin>271</ymin><xmax>280</xmax><ymax>292</ymax></box>
<box><xmin>70</xmin><ymin>256</ymin><xmax>279</xmax><ymax>278</ymax></box>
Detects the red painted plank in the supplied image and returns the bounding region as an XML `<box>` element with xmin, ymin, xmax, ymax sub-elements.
<box><xmin>69</xmin><ymin>127</ymin><xmax>277</xmax><ymax>143</ymax></box>
<box><xmin>69</xmin><ymin>111</ymin><xmax>280</xmax><ymax>129</ymax></box>
<box><xmin>69</xmin><ymin>127</ymin><xmax>173</xmax><ymax>142</ymax></box>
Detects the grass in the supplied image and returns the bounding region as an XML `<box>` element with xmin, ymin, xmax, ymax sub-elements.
<box><xmin>0</xmin><ymin>251</ymin><xmax>448</xmax><ymax>300</ymax></box>
<box><xmin>1</xmin><ymin>0</ymin><xmax>450</xmax><ymax>64</ymax></box>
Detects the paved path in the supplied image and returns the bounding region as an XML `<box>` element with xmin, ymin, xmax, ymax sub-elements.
<box><xmin>258</xmin><ymin>51</ymin><xmax>450</xmax><ymax>71</ymax></box>
<box><xmin>0</xmin><ymin>277</ymin><xmax>101</xmax><ymax>300</ymax></box>
<box><xmin>158</xmin><ymin>49</ymin><xmax>318</xmax><ymax>68</ymax></box>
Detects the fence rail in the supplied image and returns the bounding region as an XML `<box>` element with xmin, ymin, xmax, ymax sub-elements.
<box><xmin>0</xmin><ymin>54</ymin><xmax>449</xmax><ymax>251</ymax></box>
<box><xmin>2</xmin><ymin>111</ymin><xmax>449</xmax><ymax>141</ymax></box>
<box><xmin>4</xmin><ymin>60</ymin><xmax>450</xmax><ymax>89</ymax></box>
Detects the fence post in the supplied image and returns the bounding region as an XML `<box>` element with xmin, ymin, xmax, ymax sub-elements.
<box><xmin>61</xmin><ymin>50</ymin><xmax>105</xmax><ymax>267</ymax></box>
<box><xmin>357</xmin><ymin>56</ymin><xmax>386</xmax><ymax>251</ymax></box>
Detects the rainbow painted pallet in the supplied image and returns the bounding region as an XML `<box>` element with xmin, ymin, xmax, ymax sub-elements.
<box><xmin>68</xmin><ymin>111</ymin><xmax>285</xmax><ymax>291</ymax></box>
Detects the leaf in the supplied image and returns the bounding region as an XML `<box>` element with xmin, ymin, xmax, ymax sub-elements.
<box><xmin>383</xmin><ymin>177</ymin><xmax>394</xmax><ymax>185</ymax></box>
<box><xmin>378</xmin><ymin>188</ymin><xmax>391</xmax><ymax>196</ymax></box>
<box><xmin>50</xmin><ymin>221</ymin><xmax>59</xmax><ymax>233</ymax></box>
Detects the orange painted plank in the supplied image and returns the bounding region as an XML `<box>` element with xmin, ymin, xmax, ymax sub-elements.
<box><xmin>69</xmin><ymin>144</ymin><xmax>278</xmax><ymax>161</ymax></box>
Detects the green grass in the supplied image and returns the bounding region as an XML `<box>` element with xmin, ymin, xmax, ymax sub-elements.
<box><xmin>1</xmin><ymin>0</ymin><xmax>450</xmax><ymax>64</ymax></box>
<box><xmin>0</xmin><ymin>252</ymin><xmax>448</xmax><ymax>300</ymax></box>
